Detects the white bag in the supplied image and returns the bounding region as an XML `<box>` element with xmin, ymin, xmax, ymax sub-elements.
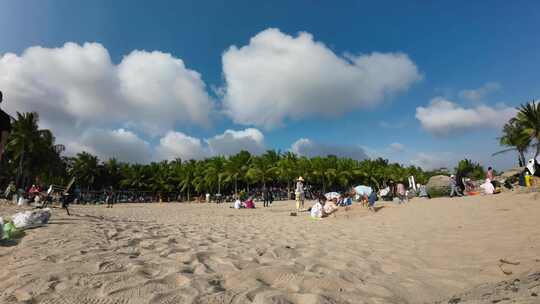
<box><xmin>12</xmin><ymin>208</ymin><xmax>51</xmax><ymax>229</ymax></box>
<box><xmin>17</xmin><ymin>197</ymin><xmax>28</xmax><ymax>206</ymax></box>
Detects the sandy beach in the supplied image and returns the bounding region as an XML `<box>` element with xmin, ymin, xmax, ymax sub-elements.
<box><xmin>1</xmin><ymin>192</ymin><xmax>539</xmax><ymax>304</ymax></box>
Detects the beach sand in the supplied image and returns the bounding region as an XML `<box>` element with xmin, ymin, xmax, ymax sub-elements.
<box><xmin>0</xmin><ymin>192</ymin><xmax>539</xmax><ymax>304</ymax></box>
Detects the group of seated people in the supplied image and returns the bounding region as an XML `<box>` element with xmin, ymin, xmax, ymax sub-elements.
<box><xmin>310</xmin><ymin>190</ymin><xmax>379</xmax><ymax>219</ymax></box>
<box><xmin>233</xmin><ymin>196</ymin><xmax>256</xmax><ymax>209</ymax></box>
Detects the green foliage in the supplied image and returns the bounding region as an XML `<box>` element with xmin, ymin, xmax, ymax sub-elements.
<box><xmin>1</xmin><ymin>111</ymin><xmax>437</xmax><ymax>197</ymax></box>
<box><xmin>455</xmin><ymin>159</ymin><xmax>485</xmax><ymax>180</ymax></box>
<box><xmin>427</xmin><ymin>186</ymin><xmax>449</xmax><ymax>198</ymax></box>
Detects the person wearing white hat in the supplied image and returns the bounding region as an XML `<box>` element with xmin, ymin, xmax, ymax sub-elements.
<box><xmin>295</xmin><ymin>176</ymin><xmax>305</xmax><ymax>210</ymax></box>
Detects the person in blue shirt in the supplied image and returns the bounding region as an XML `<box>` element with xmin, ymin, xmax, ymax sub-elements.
<box><xmin>368</xmin><ymin>191</ymin><xmax>377</xmax><ymax>211</ymax></box>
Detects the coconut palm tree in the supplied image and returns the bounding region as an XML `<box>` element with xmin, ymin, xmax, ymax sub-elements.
<box><xmin>516</xmin><ymin>101</ymin><xmax>540</xmax><ymax>158</ymax></box>
<box><xmin>223</xmin><ymin>151</ymin><xmax>251</xmax><ymax>195</ymax></box>
<box><xmin>5</xmin><ymin>112</ymin><xmax>59</xmax><ymax>186</ymax></box>
<box><xmin>493</xmin><ymin>118</ymin><xmax>530</xmax><ymax>166</ymax></box>
<box><xmin>246</xmin><ymin>154</ymin><xmax>276</xmax><ymax>189</ymax></box>
<box><xmin>273</xmin><ymin>152</ymin><xmax>298</xmax><ymax>199</ymax></box>
<box><xmin>71</xmin><ymin>152</ymin><xmax>100</xmax><ymax>190</ymax></box>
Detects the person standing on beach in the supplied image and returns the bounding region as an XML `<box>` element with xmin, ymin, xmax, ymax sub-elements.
<box><xmin>449</xmin><ymin>175</ymin><xmax>463</xmax><ymax>197</ymax></box>
<box><xmin>0</xmin><ymin>91</ymin><xmax>12</xmax><ymax>162</ymax></box>
<box><xmin>106</xmin><ymin>190</ymin><xmax>114</xmax><ymax>208</ymax></box>
<box><xmin>487</xmin><ymin>167</ymin><xmax>494</xmax><ymax>181</ymax></box>
<box><xmin>263</xmin><ymin>187</ymin><xmax>270</xmax><ymax>207</ymax></box>
<box><xmin>295</xmin><ymin>177</ymin><xmax>305</xmax><ymax>210</ymax></box>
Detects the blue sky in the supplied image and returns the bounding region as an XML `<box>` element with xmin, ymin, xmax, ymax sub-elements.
<box><xmin>1</xmin><ymin>1</ymin><xmax>539</xmax><ymax>170</ymax></box>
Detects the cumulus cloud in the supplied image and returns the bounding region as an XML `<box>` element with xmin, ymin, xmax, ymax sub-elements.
<box><xmin>206</xmin><ymin>128</ymin><xmax>265</xmax><ymax>156</ymax></box>
<box><xmin>291</xmin><ymin>138</ymin><xmax>368</xmax><ymax>160</ymax></box>
<box><xmin>389</xmin><ymin>142</ymin><xmax>405</xmax><ymax>152</ymax></box>
<box><xmin>0</xmin><ymin>42</ymin><xmax>213</xmax><ymax>140</ymax></box>
<box><xmin>415</xmin><ymin>97</ymin><xmax>517</xmax><ymax>136</ymax></box>
<box><xmin>459</xmin><ymin>82</ymin><xmax>501</xmax><ymax>102</ymax></box>
<box><xmin>66</xmin><ymin>129</ymin><xmax>152</xmax><ymax>163</ymax></box>
<box><xmin>154</xmin><ymin>128</ymin><xmax>266</xmax><ymax>161</ymax></box>
<box><xmin>154</xmin><ymin>131</ymin><xmax>208</xmax><ymax>161</ymax></box>
<box><xmin>221</xmin><ymin>28</ymin><xmax>421</xmax><ymax>128</ymax></box>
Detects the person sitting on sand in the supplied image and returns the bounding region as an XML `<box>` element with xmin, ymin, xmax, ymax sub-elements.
<box><xmin>323</xmin><ymin>198</ymin><xmax>338</xmax><ymax>216</ymax></box>
<box><xmin>311</xmin><ymin>197</ymin><xmax>324</xmax><ymax>219</ymax></box>
<box><xmin>416</xmin><ymin>183</ymin><xmax>430</xmax><ymax>198</ymax></box>
<box><xmin>233</xmin><ymin>198</ymin><xmax>243</xmax><ymax>209</ymax></box>
<box><xmin>480</xmin><ymin>179</ymin><xmax>495</xmax><ymax>195</ymax></box>
<box><xmin>244</xmin><ymin>197</ymin><xmax>255</xmax><ymax>209</ymax></box>
<box><xmin>342</xmin><ymin>193</ymin><xmax>352</xmax><ymax>207</ymax></box>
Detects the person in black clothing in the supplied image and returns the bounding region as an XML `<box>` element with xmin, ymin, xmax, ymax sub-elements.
<box><xmin>61</xmin><ymin>192</ymin><xmax>73</xmax><ymax>216</ymax></box>
<box><xmin>0</xmin><ymin>90</ymin><xmax>13</xmax><ymax>162</ymax></box>
<box><xmin>263</xmin><ymin>188</ymin><xmax>273</xmax><ymax>207</ymax></box>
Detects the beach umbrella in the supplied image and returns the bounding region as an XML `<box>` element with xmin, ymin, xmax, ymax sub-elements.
<box><xmin>324</xmin><ymin>192</ymin><xmax>340</xmax><ymax>200</ymax></box>
<box><xmin>353</xmin><ymin>185</ymin><xmax>372</xmax><ymax>199</ymax></box>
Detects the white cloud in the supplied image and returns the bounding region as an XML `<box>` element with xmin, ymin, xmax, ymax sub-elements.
<box><xmin>459</xmin><ymin>82</ymin><xmax>501</xmax><ymax>102</ymax></box>
<box><xmin>155</xmin><ymin>128</ymin><xmax>266</xmax><ymax>161</ymax></box>
<box><xmin>154</xmin><ymin>131</ymin><xmax>209</xmax><ymax>161</ymax></box>
<box><xmin>118</xmin><ymin>50</ymin><xmax>213</xmax><ymax>134</ymax></box>
<box><xmin>221</xmin><ymin>28</ymin><xmax>421</xmax><ymax>128</ymax></box>
<box><xmin>415</xmin><ymin>97</ymin><xmax>516</xmax><ymax>136</ymax></box>
<box><xmin>66</xmin><ymin>129</ymin><xmax>152</xmax><ymax>163</ymax></box>
<box><xmin>206</xmin><ymin>128</ymin><xmax>265</xmax><ymax>156</ymax></box>
<box><xmin>389</xmin><ymin>142</ymin><xmax>405</xmax><ymax>152</ymax></box>
<box><xmin>291</xmin><ymin>138</ymin><xmax>368</xmax><ymax>160</ymax></box>
<box><xmin>0</xmin><ymin>42</ymin><xmax>213</xmax><ymax>141</ymax></box>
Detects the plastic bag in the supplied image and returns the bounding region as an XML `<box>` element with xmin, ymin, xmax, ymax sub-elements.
<box><xmin>3</xmin><ymin>222</ymin><xmax>19</xmax><ymax>239</ymax></box>
<box><xmin>17</xmin><ymin>197</ymin><xmax>28</xmax><ymax>206</ymax></box>
<box><xmin>0</xmin><ymin>217</ymin><xmax>3</xmax><ymax>239</ymax></box>
<box><xmin>12</xmin><ymin>208</ymin><xmax>51</xmax><ymax>229</ymax></box>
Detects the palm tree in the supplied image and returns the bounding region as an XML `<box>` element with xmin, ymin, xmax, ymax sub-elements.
<box><xmin>178</xmin><ymin>160</ymin><xmax>196</xmax><ymax>201</ymax></box>
<box><xmin>516</xmin><ymin>101</ymin><xmax>540</xmax><ymax>158</ymax></box>
<box><xmin>273</xmin><ymin>152</ymin><xmax>298</xmax><ymax>199</ymax></box>
<box><xmin>223</xmin><ymin>150</ymin><xmax>251</xmax><ymax>195</ymax></box>
<box><xmin>5</xmin><ymin>112</ymin><xmax>64</xmax><ymax>187</ymax></box>
<box><xmin>246</xmin><ymin>154</ymin><xmax>275</xmax><ymax>189</ymax></box>
<box><xmin>493</xmin><ymin>118</ymin><xmax>530</xmax><ymax>166</ymax></box>
<box><xmin>204</xmin><ymin>156</ymin><xmax>226</xmax><ymax>194</ymax></box>
<box><xmin>71</xmin><ymin>152</ymin><xmax>100</xmax><ymax>190</ymax></box>
<box><xmin>121</xmin><ymin>164</ymin><xmax>149</xmax><ymax>190</ymax></box>
<box><xmin>103</xmin><ymin>158</ymin><xmax>122</xmax><ymax>189</ymax></box>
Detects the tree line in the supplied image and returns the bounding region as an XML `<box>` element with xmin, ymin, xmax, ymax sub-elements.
<box><xmin>7</xmin><ymin>101</ymin><xmax>537</xmax><ymax>200</ymax></box>
<box><xmin>0</xmin><ymin>112</ymin><xmax>435</xmax><ymax>199</ymax></box>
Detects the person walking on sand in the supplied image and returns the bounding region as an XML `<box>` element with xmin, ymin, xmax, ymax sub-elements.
<box><xmin>295</xmin><ymin>177</ymin><xmax>305</xmax><ymax>210</ymax></box>
<box><xmin>449</xmin><ymin>175</ymin><xmax>463</xmax><ymax>197</ymax></box>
